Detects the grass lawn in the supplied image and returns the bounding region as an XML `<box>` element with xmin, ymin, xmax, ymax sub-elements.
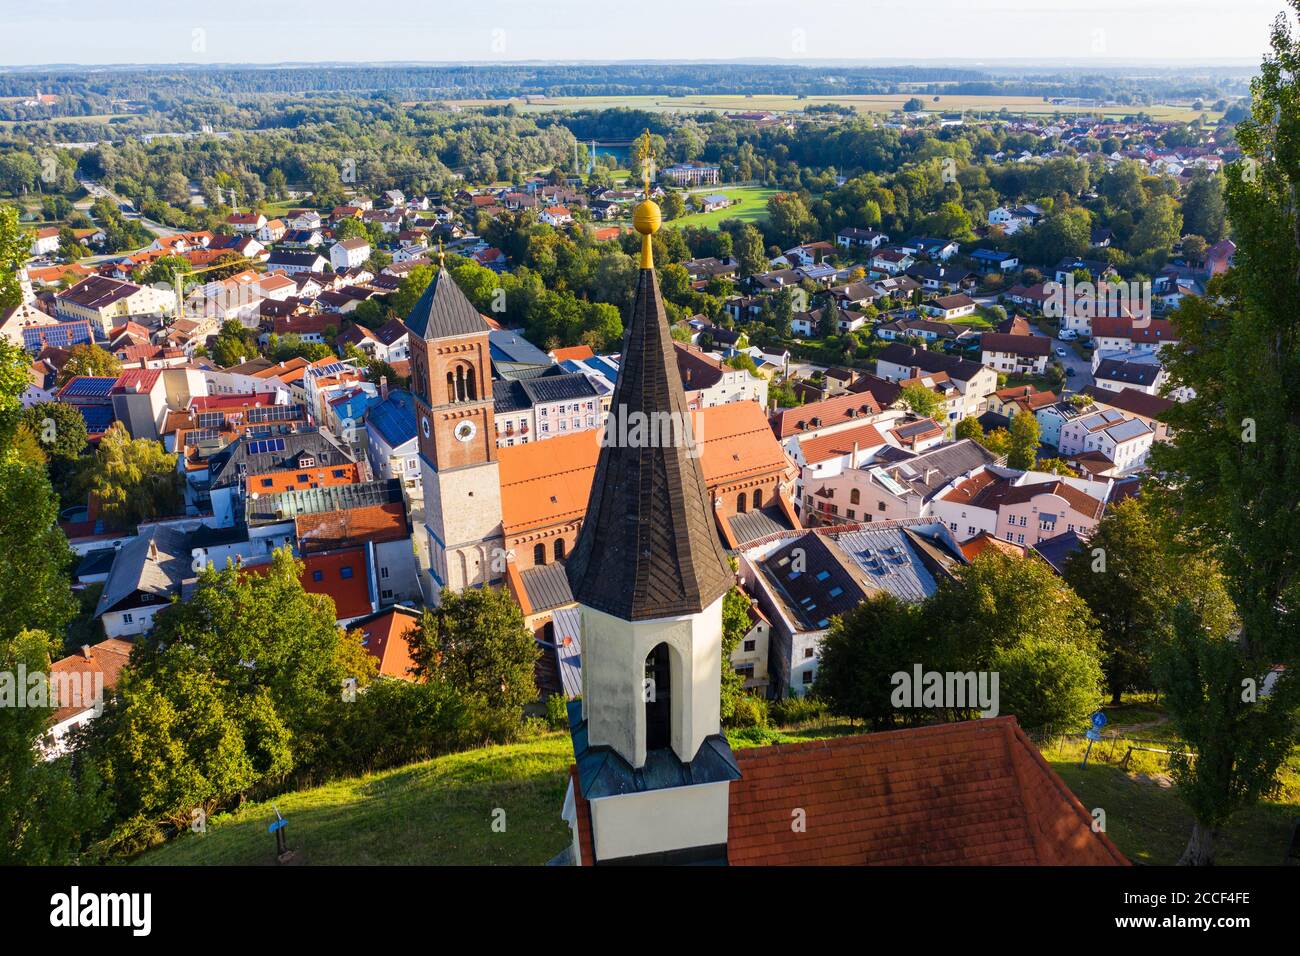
<box><xmin>671</xmin><ymin>185</ymin><xmax>777</xmax><ymax>229</ymax></box>
<box><xmin>137</xmin><ymin>734</ymin><xmax>576</xmax><ymax>866</ymax></box>
<box><xmin>1042</xmin><ymin>736</ymin><xmax>1300</xmax><ymax>866</ymax></box>
<box><xmin>134</xmin><ymin>721</ymin><xmax>868</xmax><ymax>866</ymax></box>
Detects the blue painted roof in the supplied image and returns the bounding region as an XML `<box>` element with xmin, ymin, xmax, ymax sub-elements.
<box><xmin>366</xmin><ymin>389</ymin><xmax>417</xmax><ymax>447</ymax></box>
<box><xmin>331</xmin><ymin>389</ymin><xmax>378</xmax><ymax>423</ymax></box>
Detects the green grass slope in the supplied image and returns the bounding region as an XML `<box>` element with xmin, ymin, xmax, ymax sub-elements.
<box><xmin>138</xmin><ymin>735</ymin><xmax>575</xmax><ymax>866</ymax></box>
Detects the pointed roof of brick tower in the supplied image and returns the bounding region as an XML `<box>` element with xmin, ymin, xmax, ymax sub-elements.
<box><xmin>404</xmin><ymin>265</ymin><xmax>489</xmax><ymax>341</ymax></box>
<box><xmin>565</xmin><ymin>262</ymin><xmax>734</xmax><ymax>621</ymax></box>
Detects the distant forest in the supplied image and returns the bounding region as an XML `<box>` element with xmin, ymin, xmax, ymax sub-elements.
<box><xmin>0</xmin><ymin>62</ymin><xmax>1252</xmax><ymax>116</ymax></box>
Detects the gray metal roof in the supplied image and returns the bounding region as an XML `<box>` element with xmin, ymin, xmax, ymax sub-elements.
<box><xmin>550</xmin><ymin>606</ymin><xmax>583</xmax><ymax>699</ymax></box>
<box><xmin>404</xmin><ymin>268</ymin><xmax>490</xmax><ymax>341</ymax></box>
<box><xmin>875</xmin><ymin>439</ymin><xmax>999</xmax><ymax>501</ymax></box>
<box><xmin>520</xmin><ymin>561</ymin><xmax>576</xmax><ymax>613</ymax></box>
<box><xmin>94</xmin><ymin>525</ymin><xmax>191</xmax><ymax>618</ymax></box>
<box><xmin>728</xmin><ymin>507</ymin><xmax>791</xmax><ymax>548</ymax></box>
<box><xmin>834</xmin><ymin>526</ymin><xmax>944</xmax><ymax>604</ymax></box>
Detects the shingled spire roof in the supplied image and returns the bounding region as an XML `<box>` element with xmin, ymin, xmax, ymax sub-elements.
<box><xmin>404</xmin><ymin>267</ymin><xmax>490</xmax><ymax>341</ymax></box>
<box><xmin>566</xmin><ymin>266</ymin><xmax>734</xmax><ymax>621</ymax></box>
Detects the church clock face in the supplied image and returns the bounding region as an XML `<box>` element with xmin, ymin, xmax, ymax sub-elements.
<box><xmin>421</xmin><ymin>415</ymin><xmax>431</xmax><ymax>439</ymax></box>
<box><xmin>454</xmin><ymin>421</ymin><xmax>477</xmax><ymax>443</ymax></box>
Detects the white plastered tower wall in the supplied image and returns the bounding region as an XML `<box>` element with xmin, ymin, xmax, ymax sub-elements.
<box><xmin>580</xmin><ymin>593</ymin><xmax>724</xmax><ymax>770</ymax></box>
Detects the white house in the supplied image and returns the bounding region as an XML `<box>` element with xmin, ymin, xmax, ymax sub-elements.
<box><xmin>330</xmin><ymin>238</ymin><xmax>371</xmax><ymax>271</ymax></box>
<box><xmin>1059</xmin><ymin>410</ymin><xmax>1154</xmax><ymax>472</ymax></box>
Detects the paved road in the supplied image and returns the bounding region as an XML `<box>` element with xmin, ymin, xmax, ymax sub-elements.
<box><xmin>1030</xmin><ymin>326</ymin><xmax>1093</xmax><ymax>394</ymax></box>
<box><xmin>79</xmin><ymin>179</ymin><xmax>179</xmax><ymax>239</ymax></box>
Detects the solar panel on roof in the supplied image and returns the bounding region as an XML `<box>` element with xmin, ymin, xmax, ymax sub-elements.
<box><xmin>247</xmin><ymin>437</ymin><xmax>286</xmax><ymax>456</ymax></box>
<box><xmin>187</xmin><ymin>428</ymin><xmax>220</xmax><ymax>443</ymax></box>
<box><xmin>247</xmin><ymin>404</ymin><xmax>302</xmax><ymax>423</ymax></box>
<box><xmin>197</xmin><ymin>411</ymin><xmax>225</xmax><ymax>428</ymax></box>
<box><xmin>23</xmin><ymin>321</ymin><xmax>94</xmax><ymax>352</ymax></box>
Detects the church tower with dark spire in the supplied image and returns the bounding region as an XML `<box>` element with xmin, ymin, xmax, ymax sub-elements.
<box><xmin>563</xmin><ymin>135</ymin><xmax>740</xmax><ymax>864</ymax></box>
<box><xmin>405</xmin><ymin>248</ymin><xmax>505</xmax><ymax>602</ymax></box>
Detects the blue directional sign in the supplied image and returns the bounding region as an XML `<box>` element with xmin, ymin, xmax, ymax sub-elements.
<box><xmin>1085</xmin><ymin>728</ymin><xmax>1102</xmax><ymax>742</ymax></box>
<box><xmin>1091</xmin><ymin>711</ymin><xmax>1108</xmax><ymax>729</ymax></box>
<box><xmin>268</xmin><ymin>818</ymin><xmax>286</xmax><ymax>834</ymax></box>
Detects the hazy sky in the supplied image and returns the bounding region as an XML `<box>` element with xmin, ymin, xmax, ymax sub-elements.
<box><xmin>0</xmin><ymin>0</ymin><xmax>1290</xmax><ymax>66</ymax></box>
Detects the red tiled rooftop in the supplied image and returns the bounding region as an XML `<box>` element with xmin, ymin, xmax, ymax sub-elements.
<box><xmin>798</xmin><ymin>421</ymin><xmax>887</xmax><ymax>465</ymax></box>
<box><xmin>725</xmin><ymin>718</ymin><xmax>1128</xmax><ymax>866</ymax></box>
<box><xmin>356</xmin><ymin>606</ymin><xmax>421</xmax><ymax>680</ymax></box>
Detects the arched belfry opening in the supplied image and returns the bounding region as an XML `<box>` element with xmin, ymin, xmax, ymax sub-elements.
<box><xmin>446</xmin><ymin>363</ymin><xmax>478</xmax><ymax>403</ymax></box>
<box><xmin>644</xmin><ymin>643</ymin><xmax>672</xmax><ymax>752</ymax></box>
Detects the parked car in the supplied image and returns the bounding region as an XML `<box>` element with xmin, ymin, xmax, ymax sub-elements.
<box><xmin>1066</xmin><ymin>367</ymin><xmax>1076</xmax><ymax>377</ymax></box>
<box><xmin>1058</xmin><ymin>329</ymin><xmax>1077</xmax><ymax>341</ymax></box>
<box><xmin>1055</xmin><ymin>347</ymin><xmax>1068</xmax><ymax>357</ymax></box>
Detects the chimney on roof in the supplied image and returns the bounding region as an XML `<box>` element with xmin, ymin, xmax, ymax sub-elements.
<box><xmin>80</xmin><ymin>644</ymin><xmax>92</xmax><ymax>660</ymax></box>
<box><xmin>148</xmin><ymin>540</ymin><xmax>158</xmax><ymax>561</ymax></box>
<box><xmin>239</xmin><ymin>355</ymin><xmax>246</xmax><ymax>365</ymax></box>
<box><xmin>379</xmin><ymin>375</ymin><xmax>389</xmax><ymax>400</ymax></box>
<box><xmin>851</xmin><ymin>441</ymin><xmax>859</xmax><ymax>469</ymax></box>
<box><xmin>925</xmin><ymin>468</ymin><xmax>938</xmax><ymax>485</ymax></box>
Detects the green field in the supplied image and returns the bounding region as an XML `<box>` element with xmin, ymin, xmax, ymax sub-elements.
<box><xmin>673</xmin><ymin>185</ymin><xmax>777</xmax><ymax>229</ymax></box>
<box><xmin>445</xmin><ymin>93</ymin><xmax>1219</xmax><ymax>123</ymax></box>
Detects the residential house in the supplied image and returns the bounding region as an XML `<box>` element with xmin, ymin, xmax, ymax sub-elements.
<box><xmin>921</xmin><ymin>293</ymin><xmax>977</xmax><ymax>320</ymax></box>
<box><xmin>740</xmin><ymin>522</ymin><xmax>964</xmax><ymax>695</ymax></box>
<box><xmin>835</xmin><ymin>227</ymin><xmax>889</xmax><ymax>252</ymax></box>
<box><xmin>330</xmin><ymin>238</ymin><xmax>371</xmax><ymax>271</ymax></box>
<box><xmin>93</xmin><ymin>525</ymin><xmax>192</xmax><ymax>637</ymax></box>
<box><xmin>875</xmin><ymin>343</ymin><xmax>998</xmax><ymax>424</ymax></box>
<box><xmin>1059</xmin><ymin>409</ymin><xmax>1155</xmax><ymax>472</ymax></box>
<box><xmin>980</xmin><ymin>332</ymin><xmax>1051</xmax><ymax>375</ymax></box>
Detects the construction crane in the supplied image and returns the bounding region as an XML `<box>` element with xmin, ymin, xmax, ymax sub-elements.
<box><xmin>169</xmin><ymin>255</ymin><xmax>261</xmax><ymax>327</ymax></box>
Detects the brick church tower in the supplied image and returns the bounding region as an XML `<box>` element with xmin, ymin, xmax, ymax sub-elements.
<box><xmin>405</xmin><ymin>260</ymin><xmax>505</xmax><ymax>602</ymax></box>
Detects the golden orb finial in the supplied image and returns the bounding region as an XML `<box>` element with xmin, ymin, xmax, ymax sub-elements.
<box><xmin>634</xmin><ymin>129</ymin><xmax>660</xmax><ymax>268</ymax></box>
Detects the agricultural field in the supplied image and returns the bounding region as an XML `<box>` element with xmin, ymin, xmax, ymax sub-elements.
<box><xmin>446</xmin><ymin>93</ymin><xmax>1220</xmax><ymax>122</ymax></box>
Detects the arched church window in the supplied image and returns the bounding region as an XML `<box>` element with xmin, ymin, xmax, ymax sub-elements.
<box><xmin>736</xmin><ymin>492</ymin><xmax>747</xmax><ymax>513</ymax></box>
<box><xmin>752</xmin><ymin>488</ymin><xmax>763</xmax><ymax>510</ymax></box>
<box><xmin>533</xmin><ymin>542</ymin><xmax>546</xmax><ymax>566</ymax></box>
<box><xmin>554</xmin><ymin>537</ymin><xmax>566</xmax><ymax>561</ymax></box>
<box><xmin>644</xmin><ymin>643</ymin><xmax>671</xmax><ymax>752</ymax></box>
<box><xmin>850</xmin><ymin>488</ymin><xmax>861</xmax><ymax>505</ymax></box>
